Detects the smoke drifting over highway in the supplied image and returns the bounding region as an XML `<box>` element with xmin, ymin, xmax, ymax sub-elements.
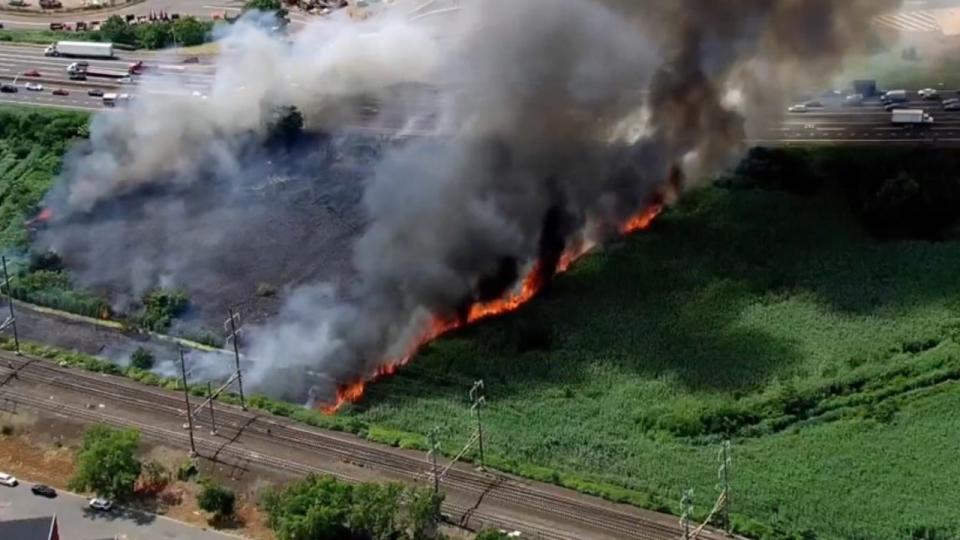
<box><xmin>42</xmin><ymin>0</ymin><xmax>896</xmax><ymax>403</ymax></box>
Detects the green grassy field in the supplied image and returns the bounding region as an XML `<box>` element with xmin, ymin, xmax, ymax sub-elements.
<box><xmin>340</xmin><ymin>184</ymin><xmax>960</xmax><ymax>540</ymax></box>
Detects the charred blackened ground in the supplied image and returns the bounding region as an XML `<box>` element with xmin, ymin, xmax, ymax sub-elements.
<box><xmin>38</xmin><ymin>131</ymin><xmax>382</xmax><ymax>330</ymax></box>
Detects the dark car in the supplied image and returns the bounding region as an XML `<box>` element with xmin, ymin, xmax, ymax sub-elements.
<box><xmin>804</xmin><ymin>100</ymin><xmax>824</xmax><ymax>108</ymax></box>
<box><xmin>182</xmin><ymin>56</ymin><xmax>199</xmax><ymax>64</ymax></box>
<box><xmin>945</xmin><ymin>103</ymin><xmax>960</xmax><ymax>112</ymax></box>
<box><xmin>87</xmin><ymin>88</ymin><xmax>103</xmax><ymax>97</ymax></box>
<box><xmin>52</xmin><ymin>89</ymin><xmax>68</xmax><ymax>96</ymax></box>
<box><xmin>0</xmin><ymin>84</ymin><xmax>18</xmax><ymax>94</ymax></box>
<box><xmin>31</xmin><ymin>484</ymin><xmax>56</xmax><ymax>498</ymax></box>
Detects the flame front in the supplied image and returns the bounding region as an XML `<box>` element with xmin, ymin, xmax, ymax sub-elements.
<box><xmin>321</xmin><ymin>204</ymin><xmax>664</xmax><ymax>412</ymax></box>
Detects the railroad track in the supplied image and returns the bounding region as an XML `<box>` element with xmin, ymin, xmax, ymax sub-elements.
<box><xmin>0</xmin><ymin>354</ymin><xmax>705</xmax><ymax>540</ymax></box>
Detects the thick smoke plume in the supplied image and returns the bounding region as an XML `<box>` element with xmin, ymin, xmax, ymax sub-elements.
<box><xmin>43</xmin><ymin>0</ymin><xmax>897</xmax><ymax>403</ymax></box>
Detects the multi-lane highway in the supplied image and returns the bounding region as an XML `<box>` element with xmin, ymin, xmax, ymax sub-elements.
<box><xmin>0</xmin><ymin>0</ymin><xmax>315</xmax><ymax>29</ymax></box>
<box><xmin>0</xmin><ymin>42</ymin><xmax>212</xmax><ymax>111</ymax></box>
<box><xmin>0</xmin><ymin>40</ymin><xmax>955</xmax><ymax>150</ymax></box>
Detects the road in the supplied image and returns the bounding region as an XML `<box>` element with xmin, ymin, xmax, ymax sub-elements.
<box><xmin>0</xmin><ymin>0</ymin><xmax>316</xmax><ymax>29</ymax></box>
<box><xmin>0</xmin><ymin>480</ymin><xmax>236</xmax><ymax>540</ymax></box>
<box><xmin>0</xmin><ymin>36</ymin><xmax>957</xmax><ymax>149</ymax></box>
<box><xmin>0</xmin><ymin>352</ymin><xmax>729</xmax><ymax>540</ymax></box>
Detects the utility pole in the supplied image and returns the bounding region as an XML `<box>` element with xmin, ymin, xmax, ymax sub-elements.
<box><xmin>207</xmin><ymin>381</ymin><xmax>217</xmax><ymax>436</ymax></box>
<box><xmin>426</xmin><ymin>426</ymin><xmax>441</xmax><ymax>494</ymax></box>
<box><xmin>469</xmin><ymin>379</ymin><xmax>486</xmax><ymax>469</ymax></box>
<box><xmin>225</xmin><ymin>308</ymin><xmax>246</xmax><ymax>410</ymax></box>
<box><xmin>718</xmin><ymin>440</ymin><xmax>732</xmax><ymax>535</ymax></box>
<box><xmin>1</xmin><ymin>257</ymin><xmax>20</xmax><ymax>355</ymax></box>
<box><xmin>179</xmin><ymin>348</ymin><xmax>196</xmax><ymax>456</ymax></box>
<box><xmin>680</xmin><ymin>488</ymin><xmax>694</xmax><ymax>540</ymax></box>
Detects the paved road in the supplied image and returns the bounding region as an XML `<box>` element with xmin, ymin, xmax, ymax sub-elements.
<box><xmin>0</xmin><ymin>480</ymin><xmax>237</xmax><ymax>540</ymax></box>
<box><xmin>0</xmin><ymin>0</ymin><xmax>315</xmax><ymax>29</ymax></box>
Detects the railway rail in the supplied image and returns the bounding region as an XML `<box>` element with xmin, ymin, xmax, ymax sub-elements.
<box><xmin>0</xmin><ymin>353</ymin><xmax>721</xmax><ymax>540</ymax></box>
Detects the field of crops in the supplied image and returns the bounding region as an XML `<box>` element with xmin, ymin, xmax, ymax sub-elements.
<box><xmin>344</xmin><ymin>185</ymin><xmax>960</xmax><ymax>540</ymax></box>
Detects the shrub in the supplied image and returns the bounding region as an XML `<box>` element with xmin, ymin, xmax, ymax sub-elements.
<box><xmin>198</xmin><ymin>481</ymin><xmax>236</xmax><ymax>520</ymax></box>
<box><xmin>136</xmin><ymin>289</ymin><xmax>189</xmax><ymax>331</ymax></box>
<box><xmin>68</xmin><ymin>425</ymin><xmax>141</xmax><ymax>501</ymax></box>
<box><xmin>129</xmin><ymin>347</ymin><xmax>155</xmax><ymax>370</ymax></box>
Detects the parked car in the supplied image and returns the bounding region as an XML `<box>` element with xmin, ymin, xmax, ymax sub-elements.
<box><xmin>0</xmin><ymin>473</ymin><xmax>18</xmax><ymax>487</ymax></box>
<box><xmin>88</xmin><ymin>498</ymin><xmax>113</xmax><ymax>511</ymax></box>
<box><xmin>22</xmin><ymin>69</ymin><xmax>40</xmax><ymax>77</ymax></box>
<box><xmin>1</xmin><ymin>84</ymin><xmax>18</xmax><ymax>93</ymax></box>
<box><xmin>24</xmin><ymin>83</ymin><xmax>43</xmax><ymax>92</ymax></box>
<box><xmin>52</xmin><ymin>88</ymin><xmax>68</xmax><ymax>96</ymax></box>
<box><xmin>31</xmin><ymin>484</ymin><xmax>56</xmax><ymax>498</ymax></box>
<box><xmin>87</xmin><ymin>88</ymin><xmax>103</xmax><ymax>97</ymax></box>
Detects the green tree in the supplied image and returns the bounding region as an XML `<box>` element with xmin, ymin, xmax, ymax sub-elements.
<box><xmin>261</xmin><ymin>474</ymin><xmax>353</xmax><ymax>540</ymax></box>
<box><xmin>401</xmin><ymin>488</ymin><xmax>444</xmax><ymax>540</ymax></box>
<box><xmin>172</xmin><ymin>17</ymin><xmax>210</xmax><ymax>47</ymax></box>
<box><xmin>68</xmin><ymin>425</ymin><xmax>141</xmax><ymax>501</ymax></box>
<box><xmin>137</xmin><ymin>289</ymin><xmax>189</xmax><ymax>331</ymax></box>
<box><xmin>129</xmin><ymin>347</ymin><xmax>155</xmax><ymax>370</ymax></box>
<box><xmin>99</xmin><ymin>15</ymin><xmax>136</xmax><ymax>46</ymax></box>
<box><xmin>134</xmin><ymin>22</ymin><xmax>172</xmax><ymax>50</ymax></box>
<box><xmin>198</xmin><ymin>481</ymin><xmax>236</xmax><ymax>520</ymax></box>
<box><xmin>347</xmin><ymin>482</ymin><xmax>403</xmax><ymax>540</ymax></box>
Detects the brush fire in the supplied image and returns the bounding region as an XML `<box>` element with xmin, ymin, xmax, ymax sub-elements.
<box><xmin>37</xmin><ymin>0</ymin><xmax>894</xmax><ymax>410</ymax></box>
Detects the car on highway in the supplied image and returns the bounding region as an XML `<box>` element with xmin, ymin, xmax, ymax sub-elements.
<box><xmin>88</xmin><ymin>498</ymin><xmax>113</xmax><ymax>511</ymax></box>
<box><xmin>24</xmin><ymin>83</ymin><xmax>43</xmax><ymax>92</ymax></box>
<box><xmin>118</xmin><ymin>76</ymin><xmax>133</xmax><ymax>84</ymax></box>
<box><xmin>945</xmin><ymin>102</ymin><xmax>960</xmax><ymax>112</ymax></box>
<box><xmin>843</xmin><ymin>93</ymin><xmax>863</xmax><ymax>107</ymax></box>
<box><xmin>0</xmin><ymin>84</ymin><xmax>18</xmax><ymax>94</ymax></box>
<box><xmin>803</xmin><ymin>100</ymin><xmax>823</xmax><ymax>108</ymax></box>
<box><xmin>788</xmin><ymin>104</ymin><xmax>808</xmax><ymax>113</ymax></box>
<box><xmin>31</xmin><ymin>484</ymin><xmax>56</xmax><ymax>498</ymax></box>
<box><xmin>22</xmin><ymin>70</ymin><xmax>40</xmax><ymax>78</ymax></box>
<box><xmin>87</xmin><ymin>88</ymin><xmax>104</xmax><ymax>97</ymax></box>
<box><xmin>885</xmin><ymin>102</ymin><xmax>912</xmax><ymax>112</ymax></box>
<box><xmin>943</xmin><ymin>98</ymin><xmax>960</xmax><ymax>106</ymax></box>
<box><xmin>69</xmin><ymin>73</ymin><xmax>87</xmax><ymax>81</ymax></box>
<box><xmin>182</xmin><ymin>56</ymin><xmax>199</xmax><ymax>64</ymax></box>
<box><xmin>52</xmin><ymin>88</ymin><xmax>69</xmax><ymax>96</ymax></box>
<box><xmin>0</xmin><ymin>473</ymin><xmax>18</xmax><ymax>487</ymax></box>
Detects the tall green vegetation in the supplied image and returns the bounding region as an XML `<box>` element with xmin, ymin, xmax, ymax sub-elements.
<box><xmin>136</xmin><ymin>289</ymin><xmax>189</xmax><ymax>331</ymax></box>
<box><xmin>69</xmin><ymin>425</ymin><xmax>142</xmax><ymax>501</ymax></box>
<box><xmin>0</xmin><ymin>107</ymin><xmax>87</xmax><ymax>249</ymax></box>
<box><xmin>261</xmin><ymin>474</ymin><xmax>443</xmax><ymax>540</ymax></box>
<box><xmin>335</xmin><ymin>155</ymin><xmax>960</xmax><ymax>540</ymax></box>
<box><xmin>99</xmin><ymin>15</ymin><xmax>213</xmax><ymax>49</ymax></box>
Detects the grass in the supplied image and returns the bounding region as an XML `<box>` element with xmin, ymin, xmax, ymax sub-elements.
<box><xmin>327</xmin><ymin>184</ymin><xmax>960</xmax><ymax>540</ymax></box>
<box><xmin>0</xmin><ymin>30</ymin><xmax>103</xmax><ymax>46</ymax></box>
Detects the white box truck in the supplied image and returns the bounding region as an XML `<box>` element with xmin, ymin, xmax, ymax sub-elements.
<box><xmin>44</xmin><ymin>41</ymin><xmax>113</xmax><ymax>59</ymax></box>
<box><xmin>891</xmin><ymin>109</ymin><xmax>934</xmax><ymax>126</ymax></box>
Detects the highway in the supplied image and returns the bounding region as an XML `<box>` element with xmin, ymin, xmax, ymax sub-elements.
<box><xmin>0</xmin><ymin>0</ymin><xmax>316</xmax><ymax>29</ymax></box>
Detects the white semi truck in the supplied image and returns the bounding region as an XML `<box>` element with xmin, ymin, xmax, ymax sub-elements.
<box><xmin>44</xmin><ymin>41</ymin><xmax>113</xmax><ymax>59</ymax></box>
<box><xmin>891</xmin><ymin>109</ymin><xmax>934</xmax><ymax>126</ymax></box>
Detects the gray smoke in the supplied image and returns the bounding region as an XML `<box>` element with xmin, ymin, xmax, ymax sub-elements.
<box><xmin>41</xmin><ymin>0</ymin><xmax>898</xmax><ymax>403</ymax></box>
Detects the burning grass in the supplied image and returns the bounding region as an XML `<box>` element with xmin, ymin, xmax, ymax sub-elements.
<box><xmin>339</xmin><ymin>184</ymin><xmax>960</xmax><ymax>540</ymax></box>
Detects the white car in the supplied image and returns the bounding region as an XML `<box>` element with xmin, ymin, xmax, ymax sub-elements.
<box><xmin>0</xmin><ymin>473</ymin><xmax>18</xmax><ymax>487</ymax></box>
<box><xmin>788</xmin><ymin>104</ymin><xmax>808</xmax><ymax>113</ymax></box>
<box><xmin>24</xmin><ymin>82</ymin><xmax>42</xmax><ymax>91</ymax></box>
<box><xmin>118</xmin><ymin>76</ymin><xmax>132</xmax><ymax>84</ymax></box>
<box><xmin>88</xmin><ymin>498</ymin><xmax>113</xmax><ymax>511</ymax></box>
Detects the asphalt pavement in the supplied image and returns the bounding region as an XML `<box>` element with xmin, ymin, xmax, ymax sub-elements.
<box><xmin>0</xmin><ymin>479</ymin><xmax>238</xmax><ymax>540</ymax></box>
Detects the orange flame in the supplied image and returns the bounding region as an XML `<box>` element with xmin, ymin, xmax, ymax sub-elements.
<box><xmin>25</xmin><ymin>208</ymin><xmax>53</xmax><ymax>228</ymax></box>
<box><xmin>320</xmin><ymin>203</ymin><xmax>664</xmax><ymax>412</ymax></box>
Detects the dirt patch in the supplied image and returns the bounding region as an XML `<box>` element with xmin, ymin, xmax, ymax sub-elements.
<box><xmin>0</xmin><ymin>413</ymin><xmax>75</xmax><ymax>487</ymax></box>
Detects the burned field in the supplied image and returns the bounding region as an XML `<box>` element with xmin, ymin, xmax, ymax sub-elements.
<box><xmin>37</xmin><ymin>131</ymin><xmax>384</xmax><ymax>330</ymax></box>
